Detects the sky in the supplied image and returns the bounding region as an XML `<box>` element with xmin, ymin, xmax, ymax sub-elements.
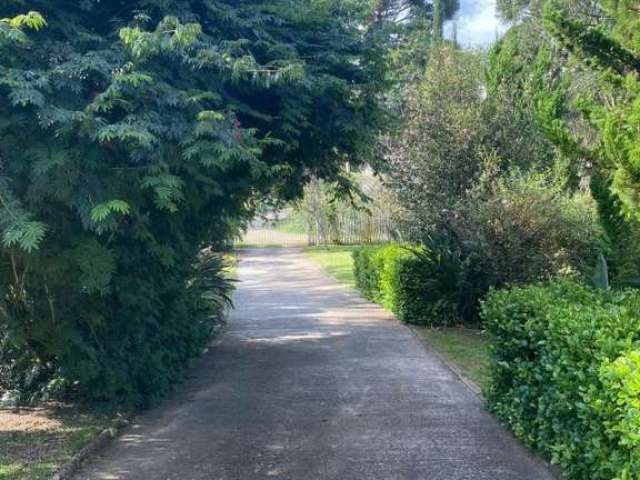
<box><xmin>443</xmin><ymin>0</ymin><xmax>510</xmax><ymax>49</ymax></box>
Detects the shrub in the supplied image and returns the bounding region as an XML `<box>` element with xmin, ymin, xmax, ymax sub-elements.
<box><xmin>377</xmin><ymin>245</ymin><xmax>416</xmax><ymax>313</ymax></box>
<box><xmin>353</xmin><ymin>247</ymin><xmax>384</xmax><ymax>301</ymax></box>
<box><xmin>0</xmin><ymin>251</ymin><xmax>234</xmax><ymax>405</ymax></box>
<box><xmin>353</xmin><ymin>244</ymin><xmax>460</xmax><ymax>326</ymax></box>
<box><xmin>599</xmin><ymin>350</ymin><xmax>640</xmax><ymax>479</ymax></box>
<box><xmin>483</xmin><ymin>281</ymin><xmax>640</xmax><ymax>479</ymax></box>
<box><xmin>451</xmin><ymin>172</ymin><xmax>607</xmax><ymax>321</ymax></box>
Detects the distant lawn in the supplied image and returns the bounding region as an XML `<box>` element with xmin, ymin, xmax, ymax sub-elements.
<box><xmin>303</xmin><ymin>245</ymin><xmax>491</xmax><ymax>392</ymax></box>
<box><xmin>304</xmin><ymin>246</ymin><xmax>358</xmax><ymax>288</ymax></box>
<box><xmin>271</xmin><ymin>215</ymin><xmax>307</xmax><ymax>235</ymax></box>
<box><xmin>414</xmin><ymin>327</ymin><xmax>490</xmax><ymax>390</ymax></box>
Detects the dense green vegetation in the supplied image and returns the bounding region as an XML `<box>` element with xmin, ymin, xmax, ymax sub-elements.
<box><xmin>353</xmin><ymin>245</ymin><xmax>461</xmax><ymax>326</ymax></box>
<box><xmin>2</xmin><ymin>0</ymin><xmax>640</xmax><ymax>478</ymax></box>
<box><xmin>0</xmin><ymin>1</ymin><xmax>387</xmax><ymax>404</ymax></box>
<box><xmin>484</xmin><ymin>282</ymin><xmax>640</xmax><ymax>479</ymax></box>
<box><xmin>384</xmin><ymin>41</ymin><xmax>608</xmax><ymax>322</ymax></box>
<box><xmin>369</xmin><ymin>1</ymin><xmax>640</xmax><ymax>477</ymax></box>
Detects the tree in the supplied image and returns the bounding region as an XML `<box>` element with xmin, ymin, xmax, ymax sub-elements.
<box><xmin>0</xmin><ymin>0</ymin><xmax>385</xmax><ymax>402</ymax></box>
<box><xmin>382</xmin><ymin>40</ymin><xmax>602</xmax><ymax>321</ymax></box>
<box><xmin>542</xmin><ymin>1</ymin><xmax>640</xmax><ymax>218</ymax></box>
<box><xmin>487</xmin><ymin>0</ymin><xmax>640</xmax><ymax>284</ymax></box>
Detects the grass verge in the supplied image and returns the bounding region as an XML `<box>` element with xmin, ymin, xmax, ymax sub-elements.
<box><xmin>0</xmin><ymin>404</ymin><xmax>121</xmax><ymax>480</ymax></box>
<box><xmin>303</xmin><ymin>246</ymin><xmax>358</xmax><ymax>288</ymax></box>
<box><xmin>303</xmin><ymin>245</ymin><xmax>491</xmax><ymax>390</ymax></box>
<box><xmin>413</xmin><ymin>327</ymin><xmax>490</xmax><ymax>390</ymax></box>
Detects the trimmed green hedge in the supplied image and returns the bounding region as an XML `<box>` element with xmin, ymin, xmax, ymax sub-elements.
<box><xmin>353</xmin><ymin>247</ymin><xmax>384</xmax><ymax>301</ymax></box>
<box><xmin>482</xmin><ymin>281</ymin><xmax>640</xmax><ymax>480</ymax></box>
<box><xmin>352</xmin><ymin>245</ymin><xmax>458</xmax><ymax>326</ymax></box>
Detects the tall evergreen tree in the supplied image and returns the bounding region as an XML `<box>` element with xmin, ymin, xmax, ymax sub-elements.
<box><xmin>489</xmin><ymin>0</ymin><xmax>640</xmax><ymax>284</ymax></box>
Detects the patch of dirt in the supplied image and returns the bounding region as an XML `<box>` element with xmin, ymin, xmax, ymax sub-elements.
<box><xmin>0</xmin><ymin>408</ymin><xmax>68</xmax><ymax>463</ymax></box>
<box><xmin>0</xmin><ymin>409</ymin><xmax>65</xmax><ymax>433</ymax></box>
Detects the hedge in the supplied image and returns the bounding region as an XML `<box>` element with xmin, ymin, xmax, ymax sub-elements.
<box><xmin>352</xmin><ymin>245</ymin><xmax>458</xmax><ymax>326</ymax></box>
<box><xmin>482</xmin><ymin>281</ymin><xmax>640</xmax><ymax>480</ymax></box>
<box><xmin>353</xmin><ymin>247</ymin><xmax>384</xmax><ymax>302</ymax></box>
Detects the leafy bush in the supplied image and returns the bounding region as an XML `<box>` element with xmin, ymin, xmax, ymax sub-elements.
<box><xmin>377</xmin><ymin>244</ymin><xmax>414</xmax><ymax>311</ymax></box>
<box><xmin>483</xmin><ymin>281</ymin><xmax>640</xmax><ymax>480</ymax></box>
<box><xmin>353</xmin><ymin>244</ymin><xmax>459</xmax><ymax>326</ymax></box>
<box><xmin>452</xmin><ymin>172</ymin><xmax>607</xmax><ymax>321</ymax></box>
<box><xmin>0</xmin><ymin>251</ymin><xmax>234</xmax><ymax>405</ymax></box>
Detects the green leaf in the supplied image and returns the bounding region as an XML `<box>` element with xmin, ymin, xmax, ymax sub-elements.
<box><xmin>197</xmin><ymin>110</ymin><xmax>226</xmax><ymax>122</ymax></box>
<box><xmin>74</xmin><ymin>239</ymin><xmax>116</xmax><ymax>295</ymax></box>
<box><xmin>3</xmin><ymin>11</ymin><xmax>47</xmax><ymax>31</ymax></box>
<box><xmin>2</xmin><ymin>220</ymin><xmax>47</xmax><ymax>252</ymax></box>
<box><xmin>90</xmin><ymin>200</ymin><xmax>131</xmax><ymax>223</ymax></box>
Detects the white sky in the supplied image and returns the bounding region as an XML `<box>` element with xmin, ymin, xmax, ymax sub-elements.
<box><xmin>443</xmin><ymin>0</ymin><xmax>509</xmax><ymax>48</ymax></box>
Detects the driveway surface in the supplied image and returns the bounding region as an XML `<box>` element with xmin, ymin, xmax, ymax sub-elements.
<box><xmin>74</xmin><ymin>248</ymin><xmax>555</xmax><ymax>480</ymax></box>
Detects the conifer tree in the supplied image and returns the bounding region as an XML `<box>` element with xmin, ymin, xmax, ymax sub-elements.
<box><xmin>488</xmin><ymin>0</ymin><xmax>640</xmax><ymax>284</ymax></box>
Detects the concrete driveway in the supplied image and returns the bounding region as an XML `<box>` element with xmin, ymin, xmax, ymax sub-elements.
<box><xmin>73</xmin><ymin>248</ymin><xmax>555</xmax><ymax>480</ymax></box>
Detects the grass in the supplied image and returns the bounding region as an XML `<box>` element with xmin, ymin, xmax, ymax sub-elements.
<box><xmin>303</xmin><ymin>246</ymin><xmax>358</xmax><ymax>288</ymax></box>
<box><xmin>271</xmin><ymin>214</ymin><xmax>307</xmax><ymax>235</ymax></box>
<box><xmin>0</xmin><ymin>405</ymin><xmax>120</xmax><ymax>480</ymax></box>
<box><xmin>303</xmin><ymin>245</ymin><xmax>491</xmax><ymax>390</ymax></box>
<box><xmin>413</xmin><ymin>327</ymin><xmax>490</xmax><ymax>390</ymax></box>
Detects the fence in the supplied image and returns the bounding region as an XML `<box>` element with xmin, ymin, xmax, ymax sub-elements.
<box><xmin>307</xmin><ymin>211</ymin><xmax>395</xmax><ymax>246</ymax></box>
<box><xmin>236</xmin><ymin>214</ymin><xmax>396</xmax><ymax>248</ymax></box>
<box><xmin>235</xmin><ymin>228</ymin><xmax>309</xmax><ymax>248</ymax></box>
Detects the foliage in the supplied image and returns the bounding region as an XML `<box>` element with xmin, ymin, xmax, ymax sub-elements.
<box><xmin>386</xmin><ymin>42</ymin><xmax>558</xmax><ymax>238</ymax></box>
<box><xmin>488</xmin><ymin>0</ymin><xmax>640</xmax><ymax>284</ymax></box>
<box><xmin>541</xmin><ymin>0</ymin><xmax>640</xmax><ymax>234</ymax></box>
<box><xmin>450</xmin><ymin>172</ymin><xmax>606</xmax><ymax>319</ymax></box>
<box><xmin>385</xmin><ymin>44</ymin><xmax>486</xmax><ymax>236</ymax></box>
<box><xmin>353</xmin><ymin>244</ymin><xmax>459</xmax><ymax>326</ymax></box>
<box><xmin>353</xmin><ymin>247</ymin><xmax>384</xmax><ymax>301</ymax></box>
<box><xmin>483</xmin><ymin>281</ymin><xmax>640</xmax><ymax>479</ymax></box>
<box><xmin>385</xmin><ymin>43</ymin><xmax>605</xmax><ymax>320</ymax></box>
<box><xmin>0</xmin><ymin>1</ymin><xmax>384</xmax><ymax>403</ymax></box>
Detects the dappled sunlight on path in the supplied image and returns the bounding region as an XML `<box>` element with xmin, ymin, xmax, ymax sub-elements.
<box><xmin>73</xmin><ymin>248</ymin><xmax>555</xmax><ymax>480</ymax></box>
